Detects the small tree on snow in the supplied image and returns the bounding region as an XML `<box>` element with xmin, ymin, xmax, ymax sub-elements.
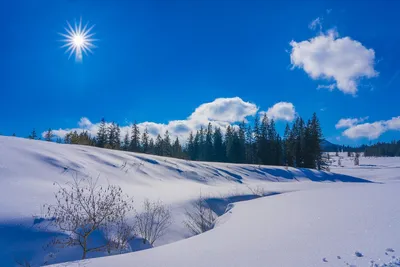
<box><xmin>134</xmin><ymin>199</ymin><xmax>172</xmax><ymax>245</ymax></box>
<box><xmin>354</xmin><ymin>152</ymin><xmax>360</xmax><ymax>166</ymax></box>
<box><xmin>183</xmin><ymin>194</ymin><xmax>216</xmax><ymax>235</ymax></box>
<box><xmin>44</xmin><ymin>128</ymin><xmax>54</xmax><ymax>142</ymax></box>
<box><xmin>45</xmin><ymin>175</ymin><xmax>134</xmax><ymax>259</ymax></box>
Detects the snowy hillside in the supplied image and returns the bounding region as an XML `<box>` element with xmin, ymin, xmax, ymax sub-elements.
<box><xmin>0</xmin><ymin>136</ymin><xmax>399</xmax><ymax>267</ymax></box>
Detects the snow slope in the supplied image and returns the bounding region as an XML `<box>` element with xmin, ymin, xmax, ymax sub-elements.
<box><xmin>0</xmin><ymin>136</ymin><xmax>397</xmax><ymax>266</ymax></box>
<box><xmin>54</xmin><ymin>183</ymin><xmax>400</xmax><ymax>267</ymax></box>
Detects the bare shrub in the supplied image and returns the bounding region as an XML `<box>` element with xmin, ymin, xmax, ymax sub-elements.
<box><xmin>135</xmin><ymin>199</ymin><xmax>172</xmax><ymax>245</ymax></box>
<box><xmin>183</xmin><ymin>194</ymin><xmax>216</xmax><ymax>235</ymax></box>
<box><xmin>45</xmin><ymin>174</ymin><xmax>134</xmax><ymax>259</ymax></box>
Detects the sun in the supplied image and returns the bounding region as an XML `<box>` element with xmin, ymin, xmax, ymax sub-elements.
<box><xmin>60</xmin><ymin>19</ymin><xmax>97</xmax><ymax>62</ymax></box>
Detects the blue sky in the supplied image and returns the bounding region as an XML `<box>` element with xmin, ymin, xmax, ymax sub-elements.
<box><xmin>1</xmin><ymin>0</ymin><xmax>399</xmax><ymax>145</ymax></box>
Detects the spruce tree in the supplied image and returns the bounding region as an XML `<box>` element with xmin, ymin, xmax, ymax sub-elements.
<box><xmin>187</xmin><ymin>132</ymin><xmax>196</xmax><ymax>160</ymax></box>
<box><xmin>172</xmin><ymin>137</ymin><xmax>183</xmax><ymax>158</ymax></box>
<box><xmin>44</xmin><ymin>128</ymin><xmax>53</xmax><ymax>142</ymax></box>
<box><xmin>245</xmin><ymin>124</ymin><xmax>254</xmax><ymax>164</ymax></box>
<box><xmin>238</xmin><ymin>121</ymin><xmax>246</xmax><ymax>163</ymax></box>
<box><xmin>122</xmin><ymin>132</ymin><xmax>130</xmax><ymax>151</ymax></box>
<box><xmin>205</xmin><ymin>123</ymin><xmax>214</xmax><ymax>161</ymax></box>
<box><xmin>141</xmin><ymin>128</ymin><xmax>149</xmax><ymax>153</ymax></box>
<box><xmin>28</xmin><ymin>128</ymin><xmax>37</xmax><ymax>140</ymax></box>
<box><xmin>155</xmin><ymin>134</ymin><xmax>163</xmax><ymax>156</ymax></box>
<box><xmin>96</xmin><ymin>118</ymin><xmax>107</xmax><ymax>148</ymax></box>
<box><xmin>130</xmin><ymin>122</ymin><xmax>141</xmax><ymax>152</ymax></box>
<box><xmin>212</xmin><ymin>127</ymin><xmax>224</xmax><ymax>162</ymax></box>
<box><xmin>163</xmin><ymin>130</ymin><xmax>172</xmax><ymax>156</ymax></box>
<box><xmin>148</xmin><ymin>138</ymin><xmax>155</xmax><ymax>154</ymax></box>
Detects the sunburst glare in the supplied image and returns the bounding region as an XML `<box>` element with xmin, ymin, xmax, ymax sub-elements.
<box><xmin>59</xmin><ymin>19</ymin><xmax>97</xmax><ymax>62</ymax></box>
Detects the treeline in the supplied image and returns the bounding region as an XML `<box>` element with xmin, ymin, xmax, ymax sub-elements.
<box><xmin>56</xmin><ymin>113</ymin><xmax>325</xmax><ymax>170</ymax></box>
<box><xmin>364</xmin><ymin>141</ymin><xmax>400</xmax><ymax>157</ymax></box>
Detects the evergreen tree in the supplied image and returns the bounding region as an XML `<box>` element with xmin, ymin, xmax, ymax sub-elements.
<box><xmin>212</xmin><ymin>127</ymin><xmax>224</xmax><ymax>162</ymax></box>
<box><xmin>225</xmin><ymin>125</ymin><xmax>234</xmax><ymax>162</ymax></box>
<box><xmin>148</xmin><ymin>138</ymin><xmax>155</xmax><ymax>154</ymax></box>
<box><xmin>28</xmin><ymin>129</ymin><xmax>37</xmax><ymax>140</ymax></box>
<box><xmin>187</xmin><ymin>132</ymin><xmax>196</xmax><ymax>160</ymax></box>
<box><xmin>141</xmin><ymin>128</ymin><xmax>149</xmax><ymax>153</ymax></box>
<box><xmin>245</xmin><ymin>124</ymin><xmax>255</xmax><ymax>164</ymax></box>
<box><xmin>155</xmin><ymin>134</ymin><xmax>163</xmax><ymax>156</ymax></box>
<box><xmin>130</xmin><ymin>122</ymin><xmax>141</xmax><ymax>152</ymax></box>
<box><xmin>198</xmin><ymin>127</ymin><xmax>205</xmax><ymax>160</ymax></box>
<box><xmin>204</xmin><ymin>123</ymin><xmax>214</xmax><ymax>161</ymax></box>
<box><xmin>172</xmin><ymin>137</ymin><xmax>183</xmax><ymax>158</ymax></box>
<box><xmin>238</xmin><ymin>121</ymin><xmax>246</xmax><ymax>163</ymax></box>
<box><xmin>163</xmin><ymin>130</ymin><xmax>172</xmax><ymax>156</ymax></box>
<box><xmin>96</xmin><ymin>118</ymin><xmax>107</xmax><ymax>148</ymax></box>
<box><xmin>44</xmin><ymin>128</ymin><xmax>53</xmax><ymax>142</ymax></box>
<box><xmin>122</xmin><ymin>132</ymin><xmax>130</xmax><ymax>151</ymax></box>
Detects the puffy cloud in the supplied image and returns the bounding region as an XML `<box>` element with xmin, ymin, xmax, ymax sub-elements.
<box><xmin>335</xmin><ymin>117</ymin><xmax>369</xmax><ymax>129</ymax></box>
<box><xmin>343</xmin><ymin>122</ymin><xmax>386</xmax><ymax>140</ymax></box>
<box><xmin>290</xmin><ymin>29</ymin><xmax>378</xmax><ymax>95</ymax></box>
<box><xmin>260</xmin><ymin>102</ymin><xmax>296</xmax><ymax>122</ymax></box>
<box><xmin>78</xmin><ymin>117</ymin><xmax>92</xmax><ymax>128</ymax></box>
<box><xmin>341</xmin><ymin>116</ymin><xmax>400</xmax><ymax>139</ymax></box>
<box><xmin>189</xmin><ymin>97</ymin><xmax>258</xmax><ymax>123</ymax></box>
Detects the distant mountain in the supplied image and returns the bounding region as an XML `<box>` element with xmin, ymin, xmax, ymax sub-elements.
<box><xmin>320</xmin><ymin>139</ymin><xmax>340</xmax><ymax>152</ymax></box>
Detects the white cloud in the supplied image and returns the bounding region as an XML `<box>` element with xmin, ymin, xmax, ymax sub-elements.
<box><xmin>335</xmin><ymin>117</ymin><xmax>369</xmax><ymax>129</ymax></box>
<box><xmin>341</xmin><ymin>116</ymin><xmax>400</xmax><ymax>139</ymax></box>
<box><xmin>343</xmin><ymin>122</ymin><xmax>386</xmax><ymax>140</ymax></box>
<box><xmin>326</xmin><ymin>9</ymin><xmax>332</xmax><ymax>14</ymax></box>
<box><xmin>45</xmin><ymin>97</ymin><xmax>262</xmax><ymax>142</ymax></box>
<box><xmin>260</xmin><ymin>102</ymin><xmax>296</xmax><ymax>122</ymax></box>
<box><xmin>308</xmin><ymin>17</ymin><xmax>322</xmax><ymax>31</ymax></box>
<box><xmin>189</xmin><ymin>97</ymin><xmax>258</xmax><ymax>123</ymax></box>
<box><xmin>78</xmin><ymin>117</ymin><xmax>92</xmax><ymax>128</ymax></box>
<box><xmin>290</xmin><ymin>29</ymin><xmax>378</xmax><ymax>95</ymax></box>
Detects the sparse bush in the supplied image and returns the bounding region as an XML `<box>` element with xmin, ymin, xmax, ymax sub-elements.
<box><xmin>135</xmin><ymin>199</ymin><xmax>172</xmax><ymax>245</ymax></box>
<box><xmin>183</xmin><ymin>194</ymin><xmax>216</xmax><ymax>235</ymax></box>
<box><xmin>45</xmin><ymin>174</ymin><xmax>134</xmax><ymax>259</ymax></box>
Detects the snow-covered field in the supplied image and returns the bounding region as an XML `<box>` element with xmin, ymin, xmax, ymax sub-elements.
<box><xmin>0</xmin><ymin>137</ymin><xmax>399</xmax><ymax>267</ymax></box>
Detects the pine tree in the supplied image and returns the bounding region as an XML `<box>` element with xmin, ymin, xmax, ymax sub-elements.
<box><xmin>130</xmin><ymin>122</ymin><xmax>141</xmax><ymax>152</ymax></box>
<box><xmin>96</xmin><ymin>118</ymin><xmax>107</xmax><ymax>148</ymax></box>
<box><xmin>155</xmin><ymin>134</ymin><xmax>163</xmax><ymax>156</ymax></box>
<box><xmin>205</xmin><ymin>123</ymin><xmax>214</xmax><ymax>161</ymax></box>
<box><xmin>198</xmin><ymin>127</ymin><xmax>205</xmax><ymax>161</ymax></box>
<box><xmin>245</xmin><ymin>124</ymin><xmax>254</xmax><ymax>164</ymax></box>
<box><xmin>212</xmin><ymin>127</ymin><xmax>224</xmax><ymax>162</ymax></box>
<box><xmin>122</xmin><ymin>132</ymin><xmax>130</xmax><ymax>151</ymax></box>
<box><xmin>238</xmin><ymin>121</ymin><xmax>246</xmax><ymax>163</ymax></box>
<box><xmin>141</xmin><ymin>128</ymin><xmax>149</xmax><ymax>153</ymax></box>
<box><xmin>44</xmin><ymin>128</ymin><xmax>53</xmax><ymax>142</ymax></box>
<box><xmin>283</xmin><ymin>123</ymin><xmax>293</xmax><ymax>166</ymax></box>
<box><xmin>28</xmin><ymin>128</ymin><xmax>37</xmax><ymax>140</ymax></box>
<box><xmin>148</xmin><ymin>138</ymin><xmax>155</xmax><ymax>154</ymax></box>
<box><xmin>225</xmin><ymin>125</ymin><xmax>234</xmax><ymax>162</ymax></box>
<box><xmin>187</xmin><ymin>132</ymin><xmax>196</xmax><ymax>160</ymax></box>
<box><xmin>163</xmin><ymin>130</ymin><xmax>172</xmax><ymax>156</ymax></box>
<box><xmin>172</xmin><ymin>137</ymin><xmax>183</xmax><ymax>158</ymax></box>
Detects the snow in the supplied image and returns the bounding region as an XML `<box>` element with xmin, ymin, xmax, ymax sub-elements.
<box><xmin>0</xmin><ymin>136</ymin><xmax>399</xmax><ymax>266</ymax></box>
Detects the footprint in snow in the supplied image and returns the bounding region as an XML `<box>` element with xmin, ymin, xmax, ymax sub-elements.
<box><xmin>322</xmin><ymin>258</ymin><xmax>328</xmax><ymax>262</ymax></box>
<box><xmin>337</xmin><ymin>256</ymin><xmax>341</xmax><ymax>259</ymax></box>
<box><xmin>386</xmin><ymin>248</ymin><xmax>395</xmax><ymax>253</ymax></box>
<box><xmin>355</xmin><ymin>251</ymin><xmax>363</xmax><ymax>257</ymax></box>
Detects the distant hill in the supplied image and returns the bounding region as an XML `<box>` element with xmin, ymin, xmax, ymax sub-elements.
<box><xmin>320</xmin><ymin>139</ymin><xmax>340</xmax><ymax>152</ymax></box>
